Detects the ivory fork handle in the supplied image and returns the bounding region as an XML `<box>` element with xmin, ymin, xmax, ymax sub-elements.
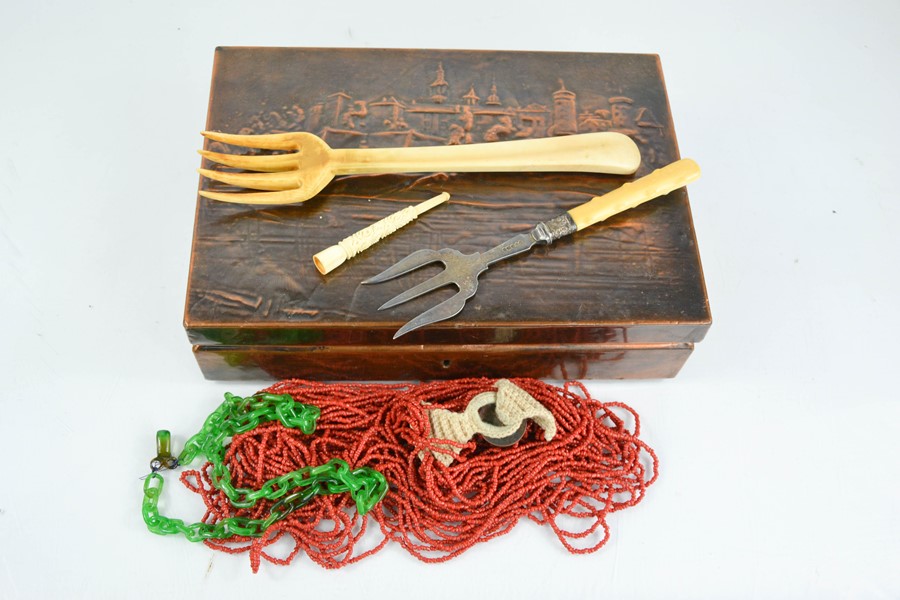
<box><xmin>567</xmin><ymin>158</ymin><xmax>701</xmax><ymax>230</ymax></box>
<box><xmin>331</xmin><ymin>132</ymin><xmax>640</xmax><ymax>176</ymax></box>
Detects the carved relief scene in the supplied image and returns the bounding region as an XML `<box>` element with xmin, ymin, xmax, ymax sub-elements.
<box><xmin>218</xmin><ymin>62</ymin><xmax>666</xmax><ymax>163</ymax></box>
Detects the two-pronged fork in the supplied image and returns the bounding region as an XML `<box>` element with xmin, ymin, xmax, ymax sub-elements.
<box><xmin>197</xmin><ymin>130</ymin><xmax>641</xmax><ymax>205</ymax></box>
<box><xmin>363</xmin><ymin>159</ymin><xmax>701</xmax><ymax>338</ymax></box>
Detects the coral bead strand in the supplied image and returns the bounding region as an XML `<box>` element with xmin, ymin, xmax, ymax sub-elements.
<box><xmin>178</xmin><ymin>378</ymin><xmax>658</xmax><ymax>572</ymax></box>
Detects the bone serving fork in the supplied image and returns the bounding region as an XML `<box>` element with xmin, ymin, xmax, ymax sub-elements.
<box><xmin>197</xmin><ymin>131</ymin><xmax>641</xmax><ymax>205</ymax></box>
<box><xmin>364</xmin><ymin>159</ymin><xmax>701</xmax><ymax>339</ymax></box>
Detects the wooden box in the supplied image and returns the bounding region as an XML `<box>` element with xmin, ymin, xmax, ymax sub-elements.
<box><xmin>186</xmin><ymin>47</ymin><xmax>711</xmax><ymax>380</ymax></box>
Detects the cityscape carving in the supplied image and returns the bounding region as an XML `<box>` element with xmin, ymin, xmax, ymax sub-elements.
<box><xmin>220</xmin><ymin>63</ymin><xmax>666</xmax><ymax>162</ymax></box>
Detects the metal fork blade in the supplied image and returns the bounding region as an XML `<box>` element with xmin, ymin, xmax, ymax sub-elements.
<box><xmin>202</xmin><ymin>130</ymin><xmax>299</xmax><ymax>150</ymax></box>
<box><xmin>361</xmin><ymin>248</ymin><xmax>447</xmax><ymax>284</ymax></box>
<box><xmin>197</xmin><ymin>168</ymin><xmax>300</xmax><ymax>191</ymax></box>
<box><xmin>393</xmin><ymin>288</ymin><xmax>475</xmax><ymax>339</ymax></box>
<box><xmin>378</xmin><ymin>270</ymin><xmax>458</xmax><ymax>310</ymax></box>
<box><xmin>366</xmin><ymin>221</ymin><xmax>574</xmax><ymax>337</ymax></box>
<box><xmin>198</xmin><ymin>149</ymin><xmax>301</xmax><ymax>172</ymax></box>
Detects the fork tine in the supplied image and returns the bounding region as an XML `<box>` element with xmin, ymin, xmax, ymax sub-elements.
<box><xmin>361</xmin><ymin>249</ymin><xmax>444</xmax><ymax>284</ymax></box>
<box><xmin>392</xmin><ymin>289</ymin><xmax>474</xmax><ymax>339</ymax></box>
<box><xmin>197</xmin><ymin>168</ymin><xmax>300</xmax><ymax>191</ymax></box>
<box><xmin>197</xmin><ymin>188</ymin><xmax>310</xmax><ymax>205</ymax></box>
<box><xmin>201</xmin><ymin>131</ymin><xmax>299</xmax><ymax>151</ymax></box>
<box><xmin>378</xmin><ymin>270</ymin><xmax>457</xmax><ymax>310</ymax></box>
<box><xmin>198</xmin><ymin>149</ymin><xmax>301</xmax><ymax>172</ymax></box>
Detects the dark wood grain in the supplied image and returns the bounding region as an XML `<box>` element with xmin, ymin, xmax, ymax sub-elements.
<box><xmin>185</xmin><ymin>48</ymin><xmax>711</xmax><ymax>379</ymax></box>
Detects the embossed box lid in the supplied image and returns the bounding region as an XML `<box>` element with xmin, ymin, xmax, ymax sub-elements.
<box><xmin>185</xmin><ymin>47</ymin><xmax>710</xmax><ymax>379</ymax></box>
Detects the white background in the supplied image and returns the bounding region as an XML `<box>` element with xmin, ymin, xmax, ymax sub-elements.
<box><xmin>1</xmin><ymin>1</ymin><xmax>898</xmax><ymax>598</ymax></box>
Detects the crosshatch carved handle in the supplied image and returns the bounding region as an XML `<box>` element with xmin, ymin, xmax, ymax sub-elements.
<box><xmin>567</xmin><ymin>158</ymin><xmax>701</xmax><ymax>231</ymax></box>
<box><xmin>331</xmin><ymin>132</ymin><xmax>641</xmax><ymax>176</ymax></box>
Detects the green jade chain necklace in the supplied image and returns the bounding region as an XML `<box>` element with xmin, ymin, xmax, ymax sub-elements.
<box><xmin>142</xmin><ymin>392</ymin><xmax>389</xmax><ymax>541</ymax></box>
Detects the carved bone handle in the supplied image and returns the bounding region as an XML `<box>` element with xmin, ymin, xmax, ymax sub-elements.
<box><xmin>313</xmin><ymin>193</ymin><xmax>449</xmax><ymax>275</ymax></box>
<box><xmin>567</xmin><ymin>158</ymin><xmax>701</xmax><ymax>231</ymax></box>
<box><xmin>331</xmin><ymin>132</ymin><xmax>641</xmax><ymax>176</ymax></box>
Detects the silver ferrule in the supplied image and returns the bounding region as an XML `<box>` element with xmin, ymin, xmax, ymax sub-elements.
<box><xmin>532</xmin><ymin>213</ymin><xmax>577</xmax><ymax>245</ymax></box>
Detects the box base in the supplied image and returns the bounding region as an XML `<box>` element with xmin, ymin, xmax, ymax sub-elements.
<box><xmin>193</xmin><ymin>342</ymin><xmax>694</xmax><ymax>381</ymax></box>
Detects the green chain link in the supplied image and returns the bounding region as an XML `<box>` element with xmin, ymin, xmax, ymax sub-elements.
<box><xmin>142</xmin><ymin>392</ymin><xmax>389</xmax><ymax>542</ymax></box>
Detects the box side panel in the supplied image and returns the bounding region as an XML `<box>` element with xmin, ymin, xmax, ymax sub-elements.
<box><xmin>193</xmin><ymin>342</ymin><xmax>694</xmax><ymax>381</ymax></box>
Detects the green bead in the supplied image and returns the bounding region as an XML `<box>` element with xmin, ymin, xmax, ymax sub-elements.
<box><xmin>150</xmin><ymin>430</ymin><xmax>179</xmax><ymax>471</ymax></box>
